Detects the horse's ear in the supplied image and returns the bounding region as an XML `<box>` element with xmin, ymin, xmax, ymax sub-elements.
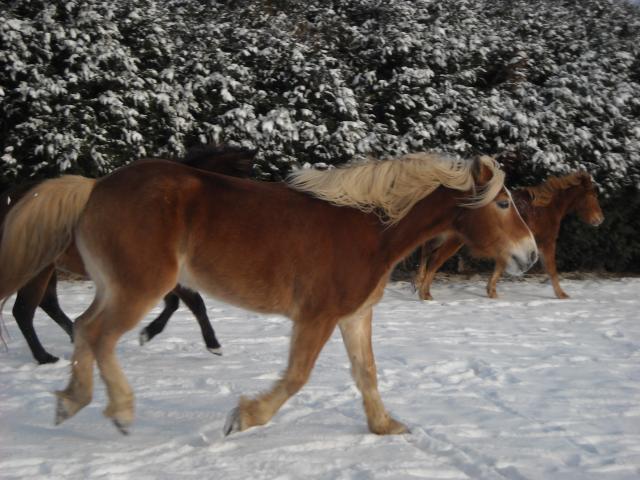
<box><xmin>471</xmin><ymin>155</ymin><xmax>493</xmax><ymax>185</ymax></box>
<box><xmin>575</xmin><ymin>170</ymin><xmax>593</xmax><ymax>188</ymax></box>
<box><xmin>580</xmin><ymin>170</ymin><xmax>591</xmax><ymax>182</ymax></box>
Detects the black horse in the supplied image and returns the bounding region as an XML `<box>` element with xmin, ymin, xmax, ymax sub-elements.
<box><xmin>1</xmin><ymin>145</ymin><xmax>256</xmax><ymax>363</ymax></box>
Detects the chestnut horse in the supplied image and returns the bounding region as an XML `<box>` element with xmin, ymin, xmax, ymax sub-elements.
<box><xmin>0</xmin><ymin>153</ymin><xmax>537</xmax><ymax>436</ymax></box>
<box><xmin>415</xmin><ymin>171</ymin><xmax>604</xmax><ymax>300</ymax></box>
<box><xmin>0</xmin><ymin>145</ymin><xmax>255</xmax><ymax>363</ymax></box>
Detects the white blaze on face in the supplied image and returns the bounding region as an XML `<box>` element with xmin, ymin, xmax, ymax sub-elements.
<box><xmin>504</xmin><ymin>189</ymin><xmax>538</xmax><ymax>276</ymax></box>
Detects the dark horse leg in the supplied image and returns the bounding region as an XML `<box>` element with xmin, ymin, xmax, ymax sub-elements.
<box><xmin>138</xmin><ymin>285</ymin><xmax>222</xmax><ymax>355</ymax></box>
<box><xmin>415</xmin><ymin>237</ymin><xmax>463</xmax><ymax>301</ymax></box>
<box><xmin>12</xmin><ymin>266</ymin><xmax>73</xmax><ymax>364</ymax></box>
<box><xmin>39</xmin><ymin>270</ymin><xmax>74</xmax><ymax>338</ymax></box>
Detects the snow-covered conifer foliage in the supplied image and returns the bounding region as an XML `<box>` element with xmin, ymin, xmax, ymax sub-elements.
<box><xmin>1</xmin><ymin>0</ymin><xmax>639</xmax><ymax>269</ymax></box>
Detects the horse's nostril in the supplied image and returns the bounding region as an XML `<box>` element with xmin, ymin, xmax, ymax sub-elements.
<box><xmin>529</xmin><ymin>250</ymin><xmax>538</xmax><ymax>265</ymax></box>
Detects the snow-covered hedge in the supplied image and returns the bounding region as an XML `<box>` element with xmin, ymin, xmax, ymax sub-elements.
<box><xmin>2</xmin><ymin>0</ymin><xmax>639</xmax><ymax>269</ymax></box>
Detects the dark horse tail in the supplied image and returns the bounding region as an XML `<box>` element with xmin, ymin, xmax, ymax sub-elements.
<box><xmin>0</xmin><ymin>175</ymin><xmax>96</xmax><ymax>304</ymax></box>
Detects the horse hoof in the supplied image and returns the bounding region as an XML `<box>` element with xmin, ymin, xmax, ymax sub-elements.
<box><xmin>54</xmin><ymin>392</ymin><xmax>75</xmax><ymax>425</ymax></box>
<box><xmin>207</xmin><ymin>347</ymin><xmax>222</xmax><ymax>356</ymax></box>
<box><xmin>37</xmin><ymin>353</ymin><xmax>60</xmax><ymax>365</ymax></box>
<box><xmin>112</xmin><ymin>418</ymin><xmax>131</xmax><ymax>435</ymax></box>
<box><xmin>104</xmin><ymin>404</ymin><xmax>134</xmax><ymax>434</ymax></box>
<box><xmin>55</xmin><ymin>397</ymin><xmax>69</xmax><ymax>425</ymax></box>
<box><xmin>139</xmin><ymin>330</ymin><xmax>150</xmax><ymax>346</ymax></box>
<box><xmin>54</xmin><ymin>390</ymin><xmax>91</xmax><ymax>425</ymax></box>
<box><xmin>370</xmin><ymin>417</ymin><xmax>410</xmax><ymax>435</ymax></box>
<box><xmin>387</xmin><ymin>419</ymin><xmax>410</xmax><ymax>435</ymax></box>
<box><xmin>223</xmin><ymin>407</ymin><xmax>241</xmax><ymax>436</ymax></box>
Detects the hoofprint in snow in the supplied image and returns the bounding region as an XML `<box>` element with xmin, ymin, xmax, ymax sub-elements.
<box><xmin>1</xmin><ymin>277</ymin><xmax>639</xmax><ymax>480</ymax></box>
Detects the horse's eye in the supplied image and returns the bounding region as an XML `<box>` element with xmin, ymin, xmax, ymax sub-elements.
<box><xmin>496</xmin><ymin>200</ymin><xmax>510</xmax><ymax>209</ymax></box>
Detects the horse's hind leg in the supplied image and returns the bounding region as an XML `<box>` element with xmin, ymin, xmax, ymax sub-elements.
<box><xmin>225</xmin><ymin>318</ymin><xmax>335</xmax><ymax>435</ymax></box>
<box><xmin>138</xmin><ymin>291</ymin><xmax>180</xmax><ymax>346</ymax></box>
<box><xmin>540</xmin><ymin>242</ymin><xmax>568</xmax><ymax>299</ymax></box>
<box><xmin>339</xmin><ymin>307</ymin><xmax>408</xmax><ymax>435</ymax></box>
<box><xmin>55</xmin><ymin>298</ymin><xmax>103</xmax><ymax>424</ymax></box>
<box><xmin>39</xmin><ymin>270</ymin><xmax>74</xmax><ymax>339</ymax></box>
<box><xmin>55</xmin><ymin>279</ymin><xmax>171</xmax><ymax>432</ymax></box>
<box><xmin>174</xmin><ymin>285</ymin><xmax>221</xmax><ymax>354</ymax></box>
<box><xmin>93</xmin><ymin>292</ymin><xmax>167</xmax><ymax>434</ymax></box>
<box><xmin>12</xmin><ymin>264</ymin><xmax>61</xmax><ymax>364</ymax></box>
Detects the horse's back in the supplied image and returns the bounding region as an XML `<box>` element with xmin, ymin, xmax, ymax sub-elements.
<box><xmin>180</xmin><ymin>168</ymin><xmax>384</xmax><ymax>316</ymax></box>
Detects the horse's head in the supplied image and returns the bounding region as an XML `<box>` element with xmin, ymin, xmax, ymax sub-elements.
<box><xmin>574</xmin><ymin>171</ymin><xmax>604</xmax><ymax>227</ymax></box>
<box><xmin>453</xmin><ymin>156</ymin><xmax>538</xmax><ymax>275</ymax></box>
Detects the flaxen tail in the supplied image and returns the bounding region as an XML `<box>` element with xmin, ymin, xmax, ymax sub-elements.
<box><xmin>0</xmin><ymin>175</ymin><xmax>96</xmax><ymax>303</ymax></box>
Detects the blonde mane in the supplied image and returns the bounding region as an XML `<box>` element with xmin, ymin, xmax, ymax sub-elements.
<box><xmin>519</xmin><ymin>172</ymin><xmax>590</xmax><ymax>207</ymax></box>
<box><xmin>287</xmin><ymin>153</ymin><xmax>505</xmax><ymax>224</ymax></box>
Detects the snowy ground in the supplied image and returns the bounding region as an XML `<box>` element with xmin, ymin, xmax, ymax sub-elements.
<box><xmin>1</xmin><ymin>276</ymin><xmax>639</xmax><ymax>480</ymax></box>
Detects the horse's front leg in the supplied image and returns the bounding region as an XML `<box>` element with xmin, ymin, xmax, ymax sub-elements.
<box><xmin>339</xmin><ymin>308</ymin><xmax>408</xmax><ymax>435</ymax></box>
<box><xmin>418</xmin><ymin>237</ymin><xmax>463</xmax><ymax>301</ymax></box>
<box><xmin>225</xmin><ymin>318</ymin><xmax>335</xmax><ymax>435</ymax></box>
<box><xmin>413</xmin><ymin>243</ymin><xmax>431</xmax><ymax>293</ymax></box>
<box><xmin>486</xmin><ymin>259</ymin><xmax>507</xmax><ymax>299</ymax></box>
<box><xmin>138</xmin><ymin>291</ymin><xmax>180</xmax><ymax>345</ymax></box>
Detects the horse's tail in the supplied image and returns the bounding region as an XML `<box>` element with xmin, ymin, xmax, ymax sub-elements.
<box><xmin>0</xmin><ymin>175</ymin><xmax>96</xmax><ymax>303</ymax></box>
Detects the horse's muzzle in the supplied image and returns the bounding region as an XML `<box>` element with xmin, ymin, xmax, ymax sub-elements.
<box><xmin>590</xmin><ymin>214</ymin><xmax>604</xmax><ymax>227</ymax></box>
<box><xmin>506</xmin><ymin>241</ymin><xmax>538</xmax><ymax>276</ymax></box>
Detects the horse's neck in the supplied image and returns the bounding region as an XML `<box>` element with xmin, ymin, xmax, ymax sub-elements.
<box><xmin>381</xmin><ymin>188</ymin><xmax>458</xmax><ymax>268</ymax></box>
<box><xmin>551</xmin><ymin>185</ymin><xmax>583</xmax><ymax>216</ymax></box>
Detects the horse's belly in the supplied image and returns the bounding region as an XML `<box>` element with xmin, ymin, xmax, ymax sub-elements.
<box><xmin>177</xmin><ymin>263</ymin><xmax>292</xmax><ymax>316</ymax></box>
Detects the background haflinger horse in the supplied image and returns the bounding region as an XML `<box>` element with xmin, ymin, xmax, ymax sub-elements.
<box><xmin>0</xmin><ymin>145</ymin><xmax>256</xmax><ymax>364</ymax></box>
<box><xmin>414</xmin><ymin>171</ymin><xmax>604</xmax><ymax>300</ymax></box>
<box><xmin>0</xmin><ymin>153</ymin><xmax>537</xmax><ymax>436</ymax></box>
